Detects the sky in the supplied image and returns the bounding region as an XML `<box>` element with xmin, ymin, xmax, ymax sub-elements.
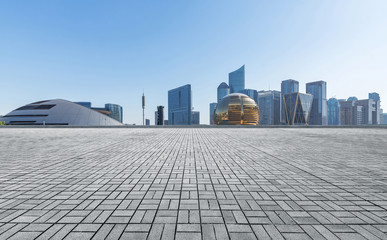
<box><xmin>1</xmin><ymin>0</ymin><xmax>387</xmax><ymax>124</ymax></box>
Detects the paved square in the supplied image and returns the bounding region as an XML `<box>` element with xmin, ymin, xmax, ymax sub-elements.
<box><xmin>0</xmin><ymin>128</ymin><xmax>387</xmax><ymax>239</ymax></box>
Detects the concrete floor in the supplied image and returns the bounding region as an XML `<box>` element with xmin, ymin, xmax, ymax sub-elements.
<box><xmin>0</xmin><ymin>128</ymin><xmax>386</xmax><ymax>239</ymax></box>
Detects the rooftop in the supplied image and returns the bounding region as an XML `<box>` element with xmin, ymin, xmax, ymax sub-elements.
<box><xmin>0</xmin><ymin>128</ymin><xmax>386</xmax><ymax>239</ymax></box>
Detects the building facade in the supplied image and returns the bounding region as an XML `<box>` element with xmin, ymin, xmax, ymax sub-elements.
<box><xmin>327</xmin><ymin>98</ymin><xmax>341</xmax><ymax>125</ymax></box>
<box><xmin>283</xmin><ymin>92</ymin><xmax>313</xmax><ymax>125</ymax></box>
<box><xmin>209</xmin><ymin>103</ymin><xmax>217</xmax><ymax>125</ymax></box>
<box><xmin>340</xmin><ymin>100</ymin><xmax>363</xmax><ymax>125</ymax></box>
<box><xmin>145</xmin><ymin>119</ymin><xmax>150</xmax><ymax>126</ymax></box>
<box><xmin>281</xmin><ymin>79</ymin><xmax>299</xmax><ymax>124</ymax></box>
<box><xmin>104</xmin><ymin>103</ymin><xmax>123</xmax><ymax>123</ymax></box>
<box><xmin>168</xmin><ymin>84</ymin><xmax>192</xmax><ymax>125</ymax></box>
<box><xmin>239</xmin><ymin>89</ymin><xmax>258</xmax><ymax>104</ymax></box>
<box><xmin>257</xmin><ymin>90</ymin><xmax>281</xmax><ymax>125</ymax></box>
<box><xmin>306</xmin><ymin>81</ymin><xmax>327</xmax><ymax>125</ymax></box>
<box><xmin>3</xmin><ymin>99</ymin><xmax>123</xmax><ymax>126</ymax></box>
<box><xmin>229</xmin><ymin>65</ymin><xmax>245</xmax><ymax>93</ymax></box>
<box><xmin>369</xmin><ymin>92</ymin><xmax>381</xmax><ymax>124</ymax></box>
<box><xmin>155</xmin><ymin>106</ymin><xmax>164</xmax><ymax>125</ymax></box>
<box><xmin>217</xmin><ymin>82</ymin><xmax>230</xmax><ymax>103</ymax></box>
<box><xmin>382</xmin><ymin>113</ymin><xmax>387</xmax><ymax>124</ymax></box>
<box><xmin>191</xmin><ymin>111</ymin><xmax>200</xmax><ymax>125</ymax></box>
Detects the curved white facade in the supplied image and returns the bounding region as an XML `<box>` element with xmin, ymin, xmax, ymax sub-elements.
<box><xmin>3</xmin><ymin>99</ymin><xmax>123</xmax><ymax>126</ymax></box>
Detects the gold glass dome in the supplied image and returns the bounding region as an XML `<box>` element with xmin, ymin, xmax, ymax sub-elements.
<box><xmin>214</xmin><ymin>93</ymin><xmax>259</xmax><ymax>125</ymax></box>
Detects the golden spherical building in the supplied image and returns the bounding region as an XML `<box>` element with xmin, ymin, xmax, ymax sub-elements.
<box><xmin>214</xmin><ymin>93</ymin><xmax>259</xmax><ymax>125</ymax></box>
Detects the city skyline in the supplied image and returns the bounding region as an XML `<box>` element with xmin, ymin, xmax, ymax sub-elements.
<box><xmin>1</xmin><ymin>1</ymin><xmax>387</xmax><ymax>125</ymax></box>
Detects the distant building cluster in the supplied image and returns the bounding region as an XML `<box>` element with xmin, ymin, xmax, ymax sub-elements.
<box><xmin>207</xmin><ymin>65</ymin><xmax>383</xmax><ymax>126</ymax></box>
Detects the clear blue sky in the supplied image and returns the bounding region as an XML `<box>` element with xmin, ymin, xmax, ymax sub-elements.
<box><xmin>1</xmin><ymin>0</ymin><xmax>386</xmax><ymax>124</ymax></box>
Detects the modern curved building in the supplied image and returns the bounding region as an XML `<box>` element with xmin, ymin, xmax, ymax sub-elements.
<box><xmin>217</xmin><ymin>82</ymin><xmax>230</xmax><ymax>103</ymax></box>
<box><xmin>2</xmin><ymin>99</ymin><xmax>123</xmax><ymax>126</ymax></box>
<box><xmin>229</xmin><ymin>65</ymin><xmax>245</xmax><ymax>94</ymax></box>
<box><xmin>214</xmin><ymin>93</ymin><xmax>259</xmax><ymax>125</ymax></box>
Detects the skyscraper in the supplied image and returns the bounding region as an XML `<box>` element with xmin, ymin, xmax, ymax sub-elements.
<box><xmin>239</xmin><ymin>89</ymin><xmax>258</xmax><ymax>104</ymax></box>
<box><xmin>217</xmin><ymin>82</ymin><xmax>230</xmax><ymax>103</ymax></box>
<box><xmin>281</xmin><ymin>79</ymin><xmax>299</xmax><ymax>124</ymax></box>
<box><xmin>258</xmin><ymin>90</ymin><xmax>281</xmax><ymax>125</ymax></box>
<box><xmin>105</xmin><ymin>103</ymin><xmax>123</xmax><ymax>123</ymax></box>
<box><xmin>229</xmin><ymin>65</ymin><xmax>245</xmax><ymax>93</ymax></box>
<box><xmin>155</xmin><ymin>106</ymin><xmax>164</xmax><ymax>125</ymax></box>
<box><xmin>340</xmin><ymin>100</ymin><xmax>362</xmax><ymax>125</ymax></box>
<box><xmin>306</xmin><ymin>81</ymin><xmax>327</xmax><ymax>125</ymax></box>
<box><xmin>209</xmin><ymin>103</ymin><xmax>217</xmax><ymax>125</ymax></box>
<box><xmin>168</xmin><ymin>84</ymin><xmax>192</xmax><ymax>125</ymax></box>
<box><xmin>191</xmin><ymin>111</ymin><xmax>200</xmax><ymax>125</ymax></box>
<box><xmin>327</xmin><ymin>98</ymin><xmax>340</xmax><ymax>125</ymax></box>
<box><xmin>283</xmin><ymin>92</ymin><xmax>313</xmax><ymax>125</ymax></box>
<box><xmin>369</xmin><ymin>92</ymin><xmax>381</xmax><ymax>124</ymax></box>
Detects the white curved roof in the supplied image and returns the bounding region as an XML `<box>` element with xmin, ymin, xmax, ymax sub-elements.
<box><xmin>3</xmin><ymin>99</ymin><xmax>123</xmax><ymax>126</ymax></box>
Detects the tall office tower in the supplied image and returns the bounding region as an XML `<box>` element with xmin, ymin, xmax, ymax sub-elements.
<box><xmin>168</xmin><ymin>84</ymin><xmax>192</xmax><ymax>125</ymax></box>
<box><xmin>283</xmin><ymin>92</ymin><xmax>313</xmax><ymax>125</ymax></box>
<box><xmin>357</xmin><ymin>99</ymin><xmax>377</xmax><ymax>125</ymax></box>
<box><xmin>281</xmin><ymin>79</ymin><xmax>299</xmax><ymax>124</ymax></box>
<box><xmin>191</xmin><ymin>111</ymin><xmax>200</xmax><ymax>125</ymax></box>
<box><xmin>369</xmin><ymin>92</ymin><xmax>381</xmax><ymax>124</ymax></box>
<box><xmin>257</xmin><ymin>90</ymin><xmax>281</xmax><ymax>125</ymax></box>
<box><xmin>239</xmin><ymin>89</ymin><xmax>258</xmax><ymax>104</ymax></box>
<box><xmin>217</xmin><ymin>82</ymin><xmax>230</xmax><ymax>103</ymax></box>
<box><xmin>382</xmin><ymin>113</ymin><xmax>387</xmax><ymax>124</ymax></box>
<box><xmin>105</xmin><ymin>104</ymin><xmax>123</xmax><ymax>123</ymax></box>
<box><xmin>155</xmin><ymin>106</ymin><xmax>164</xmax><ymax>125</ymax></box>
<box><xmin>306</xmin><ymin>81</ymin><xmax>327</xmax><ymax>125</ymax></box>
<box><xmin>209</xmin><ymin>103</ymin><xmax>217</xmax><ymax>125</ymax></box>
<box><xmin>145</xmin><ymin>119</ymin><xmax>150</xmax><ymax>126</ymax></box>
<box><xmin>327</xmin><ymin>98</ymin><xmax>340</xmax><ymax>125</ymax></box>
<box><xmin>340</xmin><ymin>100</ymin><xmax>363</xmax><ymax>125</ymax></box>
<box><xmin>229</xmin><ymin>65</ymin><xmax>245</xmax><ymax>93</ymax></box>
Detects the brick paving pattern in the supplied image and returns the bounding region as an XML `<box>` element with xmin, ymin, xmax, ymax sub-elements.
<box><xmin>0</xmin><ymin>128</ymin><xmax>387</xmax><ymax>239</ymax></box>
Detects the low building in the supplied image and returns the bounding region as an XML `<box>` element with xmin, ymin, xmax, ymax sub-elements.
<box><xmin>191</xmin><ymin>111</ymin><xmax>200</xmax><ymax>125</ymax></box>
<box><xmin>3</xmin><ymin>99</ymin><xmax>123</xmax><ymax>126</ymax></box>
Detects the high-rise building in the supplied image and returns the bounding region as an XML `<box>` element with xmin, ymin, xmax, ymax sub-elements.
<box><xmin>281</xmin><ymin>79</ymin><xmax>299</xmax><ymax>124</ymax></box>
<box><xmin>105</xmin><ymin>103</ymin><xmax>123</xmax><ymax>123</ymax></box>
<box><xmin>306</xmin><ymin>81</ymin><xmax>327</xmax><ymax>125</ymax></box>
<box><xmin>168</xmin><ymin>84</ymin><xmax>192</xmax><ymax>125</ymax></box>
<box><xmin>209</xmin><ymin>103</ymin><xmax>217</xmax><ymax>125</ymax></box>
<box><xmin>217</xmin><ymin>82</ymin><xmax>230</xmax><ymax>103</ymax></box>
<box><xmin>382</xmin><ymin>113</ymin><xmax>387</xmax><ymax>124</ymax></box>
<box><xmin>283</xmin><ymin>92</ymin><xmax>313</xmax><ymax>125</ymax></box>
<box><xmin>369</xmin><ymin>92</ymin><xmax>381</xmax><ymax>124</ymax></box>
<box><xmin>357</xmin><ymin>99</ymin><xmax>377</xmax><ymax>125</ymax></box>
<box><xmin>155</xmin><ymin>106</ymin><xmax>164</xmax><ymax>125</ymax></box>
<box><xmin>257</xmin><ymin>90</ymin><xmax>281</xmax><ymax>125</ymax></box>
<box><xmin>191</xmin><ymin>111</ymin><xmax>200</xmax><ymax>125</ymax></box>
<box><xmin>239</xmin><ymin>89</ymin><xmax>258</xmax><ymax>104</ymax></box>
<box><xmin>164</xmin><ymin>120</ymin><xmax>168</xmax><ymax>125</ymax></box>
<box><xmin>327</xmin><ymin>98</ymin><xmax>340</xmax><ymax>125</ymax></box>
<box><xmin>340</xmin><ymin>100</ymin><xmax>363</xmax><ymax>125</ymax></box>
<box><xmin>229</xmin><ymin>65</ymin><xmax>245</xmax><ymax>93</ymax></box>
<box><xmin>145</xmin><ymin>119</ymin><xmax>150</xmax><ymax>126</ymax></box>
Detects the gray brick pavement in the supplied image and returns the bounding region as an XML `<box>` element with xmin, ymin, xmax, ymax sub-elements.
<box><xmin>0</xmin><ymin>128</ymin><xmax>387</xmax><ymax>239</ymax></box>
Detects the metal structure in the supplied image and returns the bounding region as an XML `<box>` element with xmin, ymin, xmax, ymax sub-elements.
<box><xmin>214</xmin><ymin>93</ymin><xmax>259</xmax><ymax>125</ymax></box>
<box><xmin>283</xmin><ymin>92</ymin><xmax>313</xmax><ymax>125</ymax></box>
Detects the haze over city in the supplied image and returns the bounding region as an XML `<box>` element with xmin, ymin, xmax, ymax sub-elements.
<box><xmin>1</xmin><ymin>0</ymin><xmax>386</xmax><ymax>124</ymax></box>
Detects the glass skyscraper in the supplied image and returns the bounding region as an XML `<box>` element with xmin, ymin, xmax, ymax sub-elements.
<box><xmin>239</xmin><ymin>89</ymin><xmax>258</xmax><ymax>104</ymax></box>
<box><xmin>369</xmin><ymin>92</ymin><xmax>381</xmax><ymax>124</ymax></box>
<box><xmin>191</xmin><ymin>111</ymin><xmax>200</xmax><ymax>125</ymax></box>
<box><xmin>229</xmin><ymin>65</ymin><xmax>245</xmax><ymax>93</ymax></box>
<box><xmin>306</xmin><ymin>81</ymin><xmax>327</xmax><ymax>125</ymax></box>
<box><xmin>105</xmin><ymin>103</ymin><xmax>123</xmax><ymax>123</ymax></box>
<box><xmin>283</xmin><ymin>92</ymin><xmax>313</xmax><ymax>125</ymax></box>
<box><xmin>168</xmin><ymin>84</ymin><xmax>192</xmax><ymax>125</ymax></box>
<box><xmin>209</xmin><ymin>102</ymin><xmax>217</xmax><ymax>125</ymax></box>
<box><xmin>217</xmin><ymin>82</ymin><xmax>230</xmax><ymax>103</ymax></box>
<box><xmin>281</xmin><ymin>79</ymin><xmax>299</xmax><ymax>124</ymax></box>
<box><xmin>327</xmin><ymin>98</ymin><xmax>340</xmax><ymax>125</ymax></box>
<box><xmin>258</xmin><ymin>90</ymin><xmax>281</xmax><ymax>125</ymax></box>
<box><xmin>155</xmin><ymin>106</ymin><xmax>164</xmax><ymax>125</ymax></box>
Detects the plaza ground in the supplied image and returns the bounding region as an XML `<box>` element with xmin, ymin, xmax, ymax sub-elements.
<box><xmin>0</xmin><ymin>128</ymin><xmax>387</xmax><ymax>239</ymax></box>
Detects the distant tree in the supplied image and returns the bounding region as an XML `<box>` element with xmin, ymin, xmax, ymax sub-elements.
<box><xmin>0</xmin><ymin>121</ymin><xmax>5</xmax><ymax>126</ymax></box>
